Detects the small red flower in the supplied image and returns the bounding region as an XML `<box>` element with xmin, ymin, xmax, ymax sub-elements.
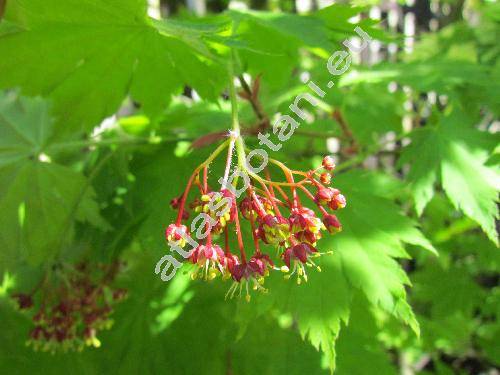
<box><xmin>248</xmin><ymin>253</ymin><xmax>274</xmax><ymax>276</ymax></box>
<box><xmin>193</xmin><ymin>190</ymin><xmax>235</xmax><ymax>234</ymax></box>
<box><xmin>225</xmin><ymin>253</ymin><xmax>240</xmax><ymax>273</ymax></box>
<box><xmin>30</xmin><ymin>326</ymin><xmax>45</xmax><ymax>340</ymax></box>
<box><xmin>189</xmin><ymin>244</ymin><xmax>227</xmax><ymax>280</ymax></box>
<box><xmin>294</xmin><ymin>229</ymin><xmax>321</xmax><ymax>245</ymax></box>
<box><xmin>258</xmin><ymin>214</ymin><xmax>290</xmax><ymax>245</ymax></box>
<box><xmin>165</xmin><ymin>224</ymin><xmax>189</xmax><ymax>247</ymax></box>
<box><xmin>12</xmin><ymin>293</ymin><xmax>33</xmax><ymax>310</ymax></box>
<box><xmin>290</xmin><ymin>207</ymin><xmax>323</xmax><ymax>234</ymax></box>
<box><xmin>240</xmin><ymin>195</ymin><xmax>272</xmax><ymax>220</ymax></box>
<box><xmin>283</xmin><ymin>242</ymin><xmax>317</xmax><ymax>268</ymax></box>
<box><xmin>224</xmin><ymin>253</ymin><xmax>273</xmax><ymax>301</ymax></box>
<box><xmin>282</xmin><ymin>242</ymin><xmax>322</xmax><ymax>284</ymax></box>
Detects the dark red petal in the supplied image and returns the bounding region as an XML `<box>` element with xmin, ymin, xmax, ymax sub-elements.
<box><xmin>293</xmin><ymin>244</ymin><xmax>308</xmax><ymax>263</ymax></box>
<box><xmin>283</xmin><ymin>248</ymin><xmax>292</xmax><ymax>268</ymax></box>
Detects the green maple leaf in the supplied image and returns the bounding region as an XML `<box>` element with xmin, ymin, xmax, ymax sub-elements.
<box><xmin>251</xmin><ymin>255</ymin><xmax>351</xmax><ymax>371</ymax></box>
<box><xmin>0</xmin><ymin>0</ymin><xmax>226</xmax><ymax>133</ymax></box>
<box><xmin>0</xmin><ymin>91</ymin><xmax>107</xmax><ymax>269</ymax></box>
<box><xmin>330</xmin><ymin>170</ymin><xmax>435</xmax><ymax>332</ymax></box>
<box><xmin>335</xmin><ymin>297</ymin><xmax>397</xmax><ymax>375</ymax></box>
<box><xmin>229</xmin><ymin>5</ymin><xmax>383</xmax><ymax>87</ymax></box>
<box><xmin>341</xmin><ymin>84</ymin><xmax>404</xmax><ymax>145</ymax></box>
<box><xmin>399</xmin><ymin>108</ymin><xmax>499</xmax><ymax>244</ymax></box>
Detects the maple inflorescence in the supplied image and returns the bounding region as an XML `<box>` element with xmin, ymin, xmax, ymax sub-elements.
<box><xmin>165</xmin><ymin>141</ymin><xmax>346</xmax><ymax>301</ymax></box>
<box><xmin>11</xmin><ymin>261</ymin><xmax>127</xmax><ymax>353</ymax></box>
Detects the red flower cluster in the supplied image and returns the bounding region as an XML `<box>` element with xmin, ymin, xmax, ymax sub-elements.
<box><xmin>165</xmin><ymin>144</ymin><xmax>346</xmax><ymax>301</ymax></box>
<box><xmin>11</xmin><ymin>261</ymin><xmax>127</xmax><ymax>353</ymax></box>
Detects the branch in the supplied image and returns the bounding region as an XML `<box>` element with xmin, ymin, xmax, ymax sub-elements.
<box><xmin>0</xmin><ymin>0</ymin><xmax>6</xmax><ymax>20</ymax></box>
<box><xmin>238</xmin><ymin>74</ymin><xmax>270</xmax><ymax>133</ymax></box>
<box><xmin>332</xmin><ymin>108</ymin><xmax>359</xmax><ymax>154</ymax></box>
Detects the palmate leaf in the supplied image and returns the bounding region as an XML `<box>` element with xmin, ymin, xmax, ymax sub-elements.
<box><xmin>411</xmin><ymin>262</ymin><xmax>481</xmax><ymax>357</ymax></box>
<box><xmin>340</xmin><ymin>84</ymin><xmax>404</xmax><ymax>145</ymax></box>
<box><xmin>229</xmin><ymin>4</ymin><xmax>382</xmax><ymax>87</ymax></box>
<box><xmin>408</xmin><ymin>222</ymin><xmax>500</xmax><ymax>361</ymax></box>
<box><xmin>335</xmin><ymin>297</ymin><xmax>397</xmax><ymax>375</ymax></box>
<box><xmin>0</xmin><ymin>92</ymin><xmax>106</xmax><ymax>269</ymax></box>
<box><xmin>329</xmin><ymin>170</ymin><xmax>435</xmax><ymax>330</ymax></box>
<box><xmin>0</xmin><ymin>0</ymin><xmax>226</xmax><ymax>133</ymax></box>
<box><xmin>399</xmin><ymin>108</ymin><xmax>500</xmax><ymax>244</ymax></box>
<box><xmin>246</xmin><ymin>255</ymin><xmax>351</xmax><ymax>371</ymax></box>
<box><xmin>341</xmin><ymin>59</ymin><xmax>500</xmax><ymax>116</ymax></box>
<box><xmin>231</xmin><ymin>4</ymin><xmax>383</xmax><ymax>53</ymax></box>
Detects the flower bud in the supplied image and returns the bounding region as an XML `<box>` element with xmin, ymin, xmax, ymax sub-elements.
<box><xmin>328</xmin><ymin>193</ymin><xmax>346</xmax><ymax>210</ymax></box>
<box><xmin>314</xmin><ymin>187</ymin><xmax>335</xmax><ymax>206</ymax></box>
<box><xmin>322</xmin><ymin>156</ymin><xmax>335</xmax><ymax>171</ymax></box>
<box><xmin>320</xmin><ymin>172</ymin><xmax>331</xmax><ymax>185</ymax></box>
<box><xmin>323</xmin><ymin>214</ymin><xmax>342</xmax><ymax>233</ymax></box>
<box><xmin>170</xmin><ymin>196</ymin><xmax>181</xmax><ymax>209</ymax></box>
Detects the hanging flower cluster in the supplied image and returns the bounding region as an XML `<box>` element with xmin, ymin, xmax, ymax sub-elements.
<box><xmin>11</xmin><ymin>261</ymin><xmax>127</xmax><ymax>353</ymax></box>
<box><xmin>165</xmin><ymin>137</ymin><xmax>346</xmax><ymax>301</ymax></box>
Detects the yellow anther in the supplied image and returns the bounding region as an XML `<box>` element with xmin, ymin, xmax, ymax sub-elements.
<box><xmin>92</xmin><ymin>337</ymin><xmax>101</xmax><ymax>348</ymax></box>
<box><xmin>280</xmin><ymin>266</ymin><xmax>289</xmax><ymax>273</ymax></box>
<box><xmin>201</xmin><ymin>195</ymin><xmax>211</xmax><ymax>202</ymax></box>
<box><xmin>245</xmin><ymin>294</ymin><xmax>251</xmax><ymax>302</ymax></box>
<box><xmin>208</xmin><ymin>267</ymin><xmax>218</xmax><ymax>278</ymax></box>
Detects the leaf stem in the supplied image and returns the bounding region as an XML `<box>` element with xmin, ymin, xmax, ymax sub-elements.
<box><xmin>228</xmin><ymin>52</ymin><xmax>247</xmax><ymax>170</ymax></box>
